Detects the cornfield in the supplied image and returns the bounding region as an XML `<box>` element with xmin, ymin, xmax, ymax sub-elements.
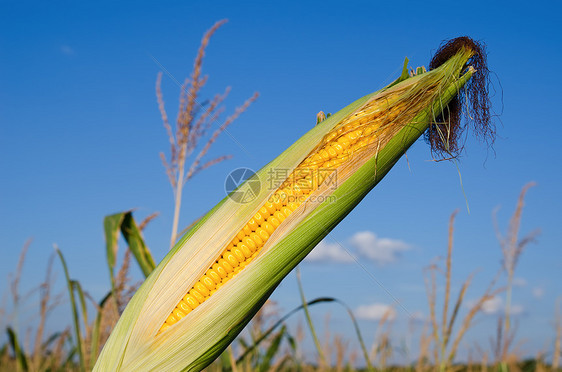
<box><xmin>1</xmin><ymin>21</ymin><xmax>559</xmax><ymax>372</ymax></box>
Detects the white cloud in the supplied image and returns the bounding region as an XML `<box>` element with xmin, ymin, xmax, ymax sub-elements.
<box><xmin>513</xmin><ymin>277</ymin><xmax>527</xmax><ymax>287</ymax></box>
<box><xmin>409</xmin><ymin>311</ymin><xmax>426</xmax><ymax>322</ymax></box>
<box><xmin>350</xmin><ymin>231</ymin><xmax>410</xmax><ymax>265</ymax></box>
<box><xmin>356</xmin><ymin>303</ymin><xmax>396</xmax><ymax>321</ymax></box>
<box><xmin>306</xmin><ymin>240</ymin><xmax>354</xmax><ymax>263</ymax></box>
<box><xmin>510</xmin><ymin>304</ymin><xmax>525</xmax><ymax>315</ymax></box>
<box><xmin>532</xmin><ymin>286</ymin><xmax>545</xmax><ymax>299</ymax></box>
<box><xmin>481</xmin><ymin>296</ymin><xmax>503</xmax><ymax>314</ymax></box>
<box><xmin>60</xmin><ymin>45</ymin><xmax>75</xmax><ymax>55</ymax></box>
<box><xmin>468</xmin><ymin>296</ymin><xmax>525</xmax><ymax>316</ymax></box>
<box><xmin>306</xmin><ymin>231</ymin><xmax>411</xmax><ymax>265</ymax></box>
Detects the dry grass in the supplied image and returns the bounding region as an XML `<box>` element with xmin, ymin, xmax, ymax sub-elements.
<box><xmin>553</xmin><ymin>299</ymin><xmax>561</xmax><ymax>370</ymax></box>
<box><xmin>0</xmin><ymin>238</ymin><xmax>140</xmax><ymax>371</ymax></box>
<box><xmin>370</xmin><ymin>307</ymin><xmax>394</xmax><ymax>369</ymax></box>
<box><xmin>493</xmin><ymin>182</ymin><xmax>540</xmax><ymax>364</ymax></box>
<box><xmin>421</xmin><ymin>211</ymin><xmax>504</xmax><ymax>372</ymax></box>
<box><xmin>31</xmin><ymin>254</ymin><xmax>64</xmax><ymax>371</ymax></box>
<box><xmin>156</xmin><ymin>19</ymin><xmax>259</xmax><ymax>249</ymax></box>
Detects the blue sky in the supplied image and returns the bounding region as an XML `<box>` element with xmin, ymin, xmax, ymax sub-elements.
<box><xmin>1</xmin><ymin>0</ymin><xmax>561</xmax><ymax>363</ymax></box>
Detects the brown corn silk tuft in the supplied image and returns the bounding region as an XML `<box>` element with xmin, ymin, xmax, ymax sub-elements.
<box><xmin>426</xmin><ymin>36</ymin><xmax>494</xmax><ymax>157</ymax></box>
<box><xmin>159</xmin><ymin>71</ymin><xmax>460</xmax><ymax>332</ymax></box>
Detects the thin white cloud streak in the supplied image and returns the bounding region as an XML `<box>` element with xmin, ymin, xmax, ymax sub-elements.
<box><xmin>355</xmin><ymin>303</ymin><xmax>396</xmax><ymax>321</ymax></box>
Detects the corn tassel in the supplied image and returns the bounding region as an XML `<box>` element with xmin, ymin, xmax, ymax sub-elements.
<box><xmin>94</xmin><ymin>40</ymin><xmax>488</xmax><ymax>372</ymax></box>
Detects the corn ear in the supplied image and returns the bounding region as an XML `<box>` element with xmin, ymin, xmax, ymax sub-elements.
<box><xmin>95</xmin><ymin>44</ymin><xmax>481</xmax><ymax>372</ymax></box>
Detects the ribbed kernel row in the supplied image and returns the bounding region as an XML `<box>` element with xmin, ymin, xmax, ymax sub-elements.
<box><xmin>160</xmin><ymin>100</ymin><xmax>391</xmax><ymax>332</ymax></box>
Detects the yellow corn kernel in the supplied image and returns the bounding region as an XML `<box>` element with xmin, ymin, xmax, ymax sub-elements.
<box><xmin>331</xmin><ymin>142</ymin><xmax>344</xmax><ymax>155</ymax></box>
<box><xmin>223</xmin><ymin>252</ymin><xmax>239</xmax><ymax>268</ymax></box>
<box><xmin>242</xmin><ymin>236</ymin><xmax>257</xmax><ymax>252</ymax></box>
<box><xmin>194</xmin><ymin>282</ymin><xmax>210</xmax><ymax>297</ymax></box>
<box><xmin>173</xmin><ymin>308</ymin><xmax>186</xmax><ymax>320</ymax></box>
<box><xmin>271</xmin><ymin>193</ymin><xmax>284</xmax><ymax>209</ymax></box>
<box><xmin>189</xmin><ymin>289</ymin><xmax>205</xmax><ymax>303</ymax></box>
<box><xmin>183</xmin><ymin>293</ymin><xmax>200</xmax><ymax>308</ymax></box>
<box><xmin>207</xmin><ymin>268</ymin><xmax>222</xmax><ymax>283</ymax></box>
<box><xmin>264</xmin><ymin>202</ymin><xmax>276</xmax><ymax>215</ymax></box>
<box><xmin>237</xmin><ymin>243</ymin><xmax>252</xmax><ymax>258</ymax></box>
<box><xmin>311</xmin><ymin>153</ymin><xmax>323</xmax><ymax>165</ymax></box>
<box><xmin>249</xmin><ymin>232</ymin><xmax>264</xmax><ymax>247</ymax></box>
<box><xmin>217</xmin><ymin>259</ymin><xmax>234</xmax><ymax>274</ymax></box>
<box><xmin>262</xmin><ymin>222</ymin><xmax>275</xmax><ymax>235</ymax></box>
<box><xmin>281</xmin><ymin>207</ymin><xmax>292</xmax><ymax>217</ymax></box>
<box><xmin>337</xmin><ymin>135</ymin><xmax>351</xmax><ymax>147</ymax></box>
<box><xmin>165</xmin><ymin>313</ymin><xmax>178</xmax><ymax>326</ymax></box>
<box><xmin>255</xmin><ymin>228</ymin><xmax>270</xmax><ymax>242</ymax></box>
<box><xmin>247</xmin><ymin>218</ymin><xmax>258</xmax><ymax>231</ymax></box>
<box><xmin>231</xmin><ymin>247</ymin><xmax>246</xmax><ymax>262</ymax></box>
<box><xmin>211</xmin><ymin>263</ymin><xmax>227</xmax><ymax>278</ymax></box>
<box><xmin>160</xmin><ymin>323</ymin><xmax>170</xmax><ymax>332</ymax></box>
<box><xmin>274</xmin><ymin>211</ymin><xmax>286</xmax><ymax>223</ymax></box>
<box><xmin>200</xmin><ymin>275</ymin><xmax>216</xmax><ymax>291</ymax></box>
<box><xmin>178</xmin><ymin>300</ymin><xmax>192</xmax><ymax>312</ymax></box>
<box><xmin>268</xmin><ymin>216</ymin><xmax>281</xmax><ymax>228</ymax></box>
<box><xmin>252</xmin><ymin>212</ymin><xmax>264</xmax><ymax>225</ymax></box>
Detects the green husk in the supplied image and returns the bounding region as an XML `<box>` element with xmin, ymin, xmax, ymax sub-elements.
<box><xmin>94</xmin><ymin>47</ymin><xmax>476</xmax><ymax>372</ymax></box>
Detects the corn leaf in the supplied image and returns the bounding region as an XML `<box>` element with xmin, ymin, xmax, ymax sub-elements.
<box><xmin>72</xmin><ymin>280</ymin><xmax>89</xmax><ymax>332</ymax></box>
<box><xmin>258</xmin><ymin>325</ymin><xmax>285</xmax><ymax>372</ymax></box>
<box><xmin>7</xmin><ymin>327</ymin><xmax>28</xmax><ymax>372</ymax></box>
<box><xmin>233</xmin><ymin>297</ymin><xmax>335</xmax><ymax>369</ymax></box>
<box><xmin>104</xmin><ymin>212</ymin><xmax>125</xmax><ymax>270</ymax></box>
<box><xmin>104</xmin><ymin>211</ymin><xmax>156</xmax><ymax>280</ymax></box>
<box><xmin>56</xmin><ymin>247</ymin><xmax>86</xmax><ymax>372</ymax></box>
<box><xmin>90</xmin><ymin>292</ymin><xmax>112</xmax><ymax>370</ymax></box>
<box><xmin>120</xmin><ymin>212</ymin><xmax>156</xmax><ymax>277</ymax></box>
